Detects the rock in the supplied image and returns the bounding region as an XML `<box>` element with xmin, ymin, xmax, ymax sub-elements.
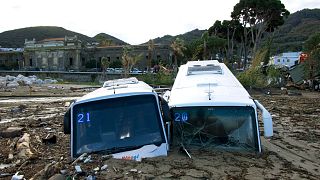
<box><xmin>42</xmin><ymin>134</ymin><xmax>57</xmax><ymax>144</ymax></box>
<box><xmin>48</xmin><ymin>174</ymin><xmax>65</xmax><ymax>180</ymax></box>
<box><xmin>31</xmin><ymin>162</ymin><xmax>61</xmax><ymax>180</ymax></box>
<box><xmin>8</xmin><ymin>153</ymin><xmax>14</xmax><ymax>160</ymax></box>
<box><xmin>0</xmin><ymin>127</ymin><xmax>24</xmax><ymax>138</ymax></box>
<box><xmin>10</xmin><ymin>107</ymin><xmax>23</xmax><ymax>114</ymax></box>
<box><xmin>7</xmin><ymin>82</ymin><xmax>19</xmax><ymax>88</ymax></box>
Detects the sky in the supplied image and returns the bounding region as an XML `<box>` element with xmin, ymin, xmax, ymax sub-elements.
<box><xmin>1</xmin><ymin>0</ymin><xmax>319</xmax><ymax>45</ymax></box>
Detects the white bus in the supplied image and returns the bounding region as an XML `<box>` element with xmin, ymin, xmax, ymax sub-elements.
<box><xmin>164</xmin><ymin>60</ymin><xmax>273</xmax><ymax>152</ymax></box>
<box><xmin>64</xmin><ymin>77</ymin><xmax>170</xmax><ymax>160</ymax></box>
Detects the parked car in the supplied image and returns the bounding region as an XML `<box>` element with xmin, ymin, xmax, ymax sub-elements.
<box><xmin>87</xmin><ymin>68</ymin><xmax>101</xmax><ymax>72</ymax></box>
<box><xmin>114</xmin><ymin>68</ymin><xmax>124</xmax><ymax>73</ymax></box>
<box><xmin>130</xmin><ymin>68</ymin><xmax>143</xmax><ymax>74</ymax></box>
<box><xmin>106</xmin><ymin>68</ymin><xmax>115</xmax><ymax>73</ymax></box>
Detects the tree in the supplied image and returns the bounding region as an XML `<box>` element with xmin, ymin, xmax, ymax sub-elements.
<box><xmin>231</xmin><ymin>0</ymin><xmax>289</xmax><ymax>67</ymax></box>
<box><xmin>101</xmin><ymin>57</ymin><xmax>110</xmax><ymax>79</ymax></box>
<box><xmin>95</xmin><ymin>34</ymin><xmax>114</xmax><ymax>47</ymax></box>
<box><xmin>303</xmin><ymin>32</ymin><xmax>320</xmax><ymax>78</ymax></box>
<box><xmin>201</xmin><ymin>31</ymin><xmax>209</xmax><ymax>59</ymax></box>
<box><xmin>147</xmin><ymin>39</ymin><xmax>155</xmax><ymax>72</ymax></box>
<box><xmin>121</xmin><ymin>46</ymin><xmax>142</xmax><ymax>77</ymax></box>
<box><xmin>208</xmin><ymin>20</ymin><xmax>222</xmax><ymax>36</ymax></box>
<box><xmin>170</xmin><ymin>38</ymin><xmax>186</xmax><ymax>72</ymax></box>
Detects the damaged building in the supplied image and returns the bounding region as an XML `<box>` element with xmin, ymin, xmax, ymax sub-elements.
<box><xmin>21</xmin><ymin>36</ymin><xmax>173</xmax><ymax>71</ymax></box>
<box><xmin>23</xmin><ymin>36</ymin><xmax>82</xmax><ymax>71</ymax></box>
<box><xmin>0</xmin><ymin>48</ymin><xmax>24</xmax><ymax>70</ymax></box>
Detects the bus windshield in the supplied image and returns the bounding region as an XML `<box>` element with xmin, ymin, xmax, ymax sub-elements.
<box><xmin>172</xmin><ymin>106</ymin><xmax>259</xmax><ymax>152</ymax></box>
<box><xmin>72</xmin><ymin>94</ymin><xmax>166</xmax><ymax>157</ymax></box>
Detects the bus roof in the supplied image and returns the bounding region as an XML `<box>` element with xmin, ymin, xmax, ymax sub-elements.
<box><xmin>169</xmin><ymin>60</ymin><xmax>255</xmax><ymax>107</ymax></box>
<box><xmin>75</xmin><ymin>77</ymin><xmax>154</xmax><ymax>104</ymax></box>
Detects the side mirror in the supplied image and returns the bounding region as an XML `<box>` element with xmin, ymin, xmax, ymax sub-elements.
<box><xmin>158</xmin><ymin>96</ymin><xmax>172</xmax><ymax>122</ymax></box>
<box><xmin>64</xmin><ymin>108</ymin><xmax>71</xmax><ymax>134</ymax></box>
<box><xmin>158</xmin><ymin>95</ymin><xmax>173</xmax><ymax>145</ymax></box>
<box><xmin>254</xmin><ymin>100</ymin><xmax>273</xmax><ymax>137</ymax></box>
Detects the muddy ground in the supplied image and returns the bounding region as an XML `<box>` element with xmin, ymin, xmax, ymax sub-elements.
<box><xmin>0</xmin><ymin>85</ymin><xmax>319</xmax><ymax>179</ymax></box>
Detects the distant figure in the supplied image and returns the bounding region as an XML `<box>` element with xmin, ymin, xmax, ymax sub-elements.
<box><xmin>153</xmin><ymin>64</ymin><xmax>160</xmax><ymax>73</ymax></box>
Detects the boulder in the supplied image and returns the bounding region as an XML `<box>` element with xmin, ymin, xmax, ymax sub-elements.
<box><xmin>48</xmin><ymin>174</ymin><xmax>65</xmax><ymax>180</ymax></box>
<box><xmin>0</xmin><ymin>127</ymin><xmax>24</xmax><ymax>138</ymax></box>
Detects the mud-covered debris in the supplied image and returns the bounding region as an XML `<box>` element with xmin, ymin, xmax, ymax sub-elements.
<box><xmin>64</xmin><ymin>102</ymin><xmax>71</xmax><ymax>107</ymax></box>
<box><xmin>0</xmin><ymin>127</ymin><xmax>24</xmax><ymax>138</ymax></box>
<box><xmin>130</xmin><ymin>169</ymin><xmax>138</xmax><ymax>173</ymax></box>
<box><xmin>11</xmin><ymin>172</ymin><xmax>24</xmax><ymax>180</ymax></box>
<box><xmin>288</xmin><ymin>90</ymin><xmax>302</xmax><ymax>96</ymax></box>
<box><xmin>31</xmin><ymin>162</ymin><xmax>62</xmax><ymax>180</ymax></box>
<box><xmin>10</xmin><ymin>107</ymin><xmax>23</xmax><ymax>114</ymax></box>
<box><xmin>42</xmin><ymin>134</ymin><xmax>57</xmax><ymax>144</ymax></box>
<box><xmin>101</xmin><ymin>164</ymin><xmax>108</xmax><ymax>171</ymax></box>
<box><xmin>17</xmin><ymin>133</ymin><xmax>34</xmax><ymax>159</ymax></box>
<box><xmin>48</xmin><ymin>174</ymin><xmax>65</xmax><ymax>180</ymax></box>
<box><xmin>8</xmin><ymin>153</ymin><xmax>14</xmax><ymax>160</ymax></box>
<box><xmin>83</xmin><ymin>155</ymin><xmax>92</xmax><ymax>163</ymax></box>
<box><xmin>75</xmin><ymin>165</ymin><xmax>82</xmax><ymax>173</ymax></box>
<box><xmin>86</xmin><ymin>175</ymin><xmax>96</xmax><ymax>180</ymax></box>
<box><xmin>71</xmin><ymin>153</ymin><xmax>87</xmax><ymax>165</ymax></box>
<box><xmin>0</xmin><ymin>173</ymin><xmax>12</xmax><ymax>178</ymax></box>
<box><xmin>101</xmin><ymin>154</ymin><xmax>112</xmax><ymax>160</ymax></box>
<box><xmin>60</xmin><ymin>169</ymin><xmax>67</xmax><ymax>175</ymax></box>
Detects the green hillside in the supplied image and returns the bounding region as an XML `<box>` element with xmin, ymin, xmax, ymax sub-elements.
<box><xmin>0</xmin><ymin>26</ymin><xmax>96</xmax><ymax>47</ymax></box>
<box><xmin>93</xmin><ymin>33</ymin><xmax>129</xmax><ymax>45</ymax></box>
<box><xmin>145</xmin><ymin>29</ymin><xmax>205</xmax><ymax>45</ymax></box>
<box><xmin>0</xmin><ymin>26</ymin><xmax>129</xmax><ymax>48</ymax></box>
<box><xmin>271</xmin><ymin>9</ymin><xmax>320</xmax><ymax>54</ymax></box>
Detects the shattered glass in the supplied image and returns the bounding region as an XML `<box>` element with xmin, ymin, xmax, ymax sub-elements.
<box><xmin>171</xmin><ymin>106</ymin><xmax>259</xmax><ymax>152</ymax></box>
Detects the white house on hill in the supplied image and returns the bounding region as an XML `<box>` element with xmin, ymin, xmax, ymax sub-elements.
<box><xmin>270</xmin><ymin>52</ymin><xmax>301</xmax><ymax>68</ymax></box>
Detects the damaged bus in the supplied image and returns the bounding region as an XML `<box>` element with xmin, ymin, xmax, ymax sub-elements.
<box><xmin>64</xmin><ymin>78</ymin><xmax>170</xmax><ymax>160</ymax></box>
<box><xmin>164</xmin><ymin>60</ymin><xmax>273</xmax><ymax>152</ymax></box>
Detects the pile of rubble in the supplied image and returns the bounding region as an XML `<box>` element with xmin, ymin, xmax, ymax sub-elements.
<box><xmin>0</xmin><ymin>75</ymin><xmax>58</xmax><ymax>88</ymax></box>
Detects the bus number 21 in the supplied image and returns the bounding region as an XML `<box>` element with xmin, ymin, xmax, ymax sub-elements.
<box><xmin>77</xmin><ymin>113</ymin><xmax>91</xmax><ymax>123</ymax></box>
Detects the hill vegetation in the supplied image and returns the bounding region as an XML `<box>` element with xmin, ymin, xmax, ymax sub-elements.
<box><xmin>0</xmin><ymin>8</ymin><xmax>319</xmax><ymax>51</ymax></box>
<box><xmin>0</xmin><ymin>26</ymin><xmax>95</xmax><ymax>47</ymax></box>
<box><xmin>93</xmin><ymin>33</ymin><xmax>128</xmax><ymax>46</ymax></box>
<box><xmin>145</xmin><ymin>29</ymin><xmax>205</xmax><ymax>45</ymax></box>
<box><xmin>0</xmin><ymin>26</ymin><xmax>128</xmax><ymax>48</ymax></box>
<box><xmin>271</xmin><ymin>9</ymin><xmax>320</xmax><ymax>54</ymax></box>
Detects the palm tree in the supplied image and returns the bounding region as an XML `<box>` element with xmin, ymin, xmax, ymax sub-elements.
<box><xmin>170</xmin><ymin>38</ymin><xmax>186</xmax><ymax>73</ymax></box>
<box><xmin>147</xmin><ymin>39</ymin><xmax>155</xmax><ymax>72</ymax></box>
<box><xmin>121</xmin><ymin>46</ymin><xmax>142</xmax><ymax>77</ymax></box>
<box><xmin>201</xmin><ymin>31</ymin><xmax>209</xmax><ymax>59</ymax></box>
<box><xmin>101</xmin><ymin>57</ymin><xmax>110</xmax><ymax>79</ymax></box>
